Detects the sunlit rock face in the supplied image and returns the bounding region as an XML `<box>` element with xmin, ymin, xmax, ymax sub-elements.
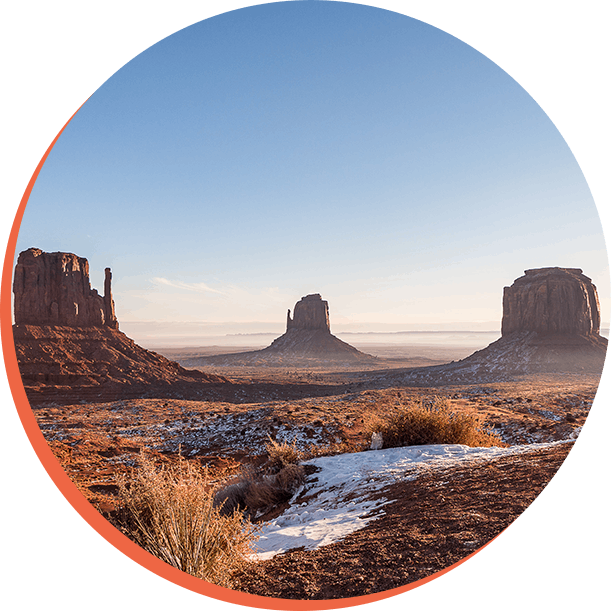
<box><xmin>501</xmin><ymin>267</ymin><xmax>601</xmax><ymax>337</ymax></box>
<box><xmin>12</xmin><ymin>248</ymin><xmax>226</xmax><ymax>403</ymax></box>
<box><xmin>13</xmin><ymin>248</ymin><xmax>118</xmax><ymax>329</ymax></box>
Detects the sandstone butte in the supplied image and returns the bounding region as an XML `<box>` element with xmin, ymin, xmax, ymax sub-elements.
<box><xmin>395</xmin><ymin>267</ymin><xmax>608</xmax><ymax>384</ymax></box>
<box><xmin>184</xmin><ymin>293</ymin><xmax>377</xmax><ymax>368</ymax></box>
<box><xmin>12</xmin><ymin>248</ymin><xmax>227</xmax><ymax>404</ymax></box>
<box><xmin>266</xmin><ymin>293</ymin><xmax>373</xmax><ymax>359</ymax></box>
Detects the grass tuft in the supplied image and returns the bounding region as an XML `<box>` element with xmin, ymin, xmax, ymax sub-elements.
<box><xmin>264</xmin><ymin>437</ymin><xmax>302</xmax><ymax>471</ymax></box>
<box><xmin>115</xmin><ymin>452</ymin><xmax>257</xmax><ymax>587</ymax></box>
<box><xmin>366</xmin><ymin>397</ymin><xmax>502</xmax><ymax>448</ymax></box>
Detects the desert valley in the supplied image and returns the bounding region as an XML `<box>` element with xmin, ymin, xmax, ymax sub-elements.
<box><xmin>10</xmin><ymin>248</ymin><xmax>607</xmax><ymax>599</ymax></box>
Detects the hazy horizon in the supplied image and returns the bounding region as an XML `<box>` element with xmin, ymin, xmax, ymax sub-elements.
<box><xmin>119</xmin><ymin>318</ymin><xmax>610</xmax><ymax>350</ymax></box>
<box><xmin>13</xmin><ymin>2</ymin><xmax>609</xmax><ymax>332</ymax></box>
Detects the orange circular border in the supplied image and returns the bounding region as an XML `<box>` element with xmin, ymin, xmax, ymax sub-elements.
<box><xmin>1</xmin><ymin>101</ymin><xmax>509</xmax><ymax>611</ymax></box>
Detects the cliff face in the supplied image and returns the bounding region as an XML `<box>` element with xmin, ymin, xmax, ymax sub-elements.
<box><xmin>501</xmin><ymin>267</ymin><xmax>601</xmax><ymax>337</ymax></box>
<box><xmin>287</xmin><ymin>294</ymin><xmax>331</xmax><ymax>332</ymax></box>
<box><xmin>396</xmin><ymin>267</ymin><xmax>608</xmax><ymax>381</ymax></box>
<box><xmin>13</xmin><ymin>248</ymin><xmax>118</xmax><ymax>328</ymax></box>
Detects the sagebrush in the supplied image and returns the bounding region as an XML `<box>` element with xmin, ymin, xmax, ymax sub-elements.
<box><xmin>264</xmin><ymin>437</ymin><xmax>302</xmax><ymax>471</ymax></box>
<box><xmin>214</xmin><ymin>463</ymin><xmax>305</xmax><ymax>518</ymax></box>
<box><xmin>367</xmin><ymin>397</ymin><xmax>502</xmax><ymax>448</ymax></box>
<box><xmin>115</xmin><ymin>453</ymin><xmax>257</xmax><ymax>587</ymax></box>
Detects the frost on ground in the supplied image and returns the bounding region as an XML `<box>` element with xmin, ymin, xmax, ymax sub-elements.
<box><xmin>254</xmin><ymin>440</ymin><xmax>571</xmax><ymax>560</ymax></box>
<box><xmin>159</xmin><ymin>406</ymin><xmax>334</xmax><ymax>456</ymax></box>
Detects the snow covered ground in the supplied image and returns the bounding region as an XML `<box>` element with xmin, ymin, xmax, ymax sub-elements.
<box><xmin>253</xmin><ymin>440</ymin><xmax>571</xmax><ymax>560</ymax></box>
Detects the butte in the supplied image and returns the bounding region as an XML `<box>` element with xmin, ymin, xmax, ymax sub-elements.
<box><xmin>185</xmin><ymin>294</ymin><xmax>377</xmax><ymax>368</ymax></box>
<box><xmin>11</xmin><ymin>248</ymin><xmax>227</xmax><ymax>404</ymax></box>
<box><xmin>394</xmin><ymin>267</ymin><xmax>607</xmax><ymax>385</ymax></box>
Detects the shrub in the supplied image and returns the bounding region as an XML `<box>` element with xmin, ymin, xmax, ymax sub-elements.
<box><xmin>367</xmin><ymin>397</ymin><xmax>502</xmax><ymax>448</ymax></box>
<box><xmin>213</xmin><ymin>463</ymin><xmax>305</xmax><ymax>519</ymax></box>
<box><xmin>264</xmin><ymin>437</ymin><xmax>302</xmax><ymax>471</ymax></box>
<box><xmin>115</xmin><ymin>453</ymin><xmax>257</xmax><ymax>587</ymax></box>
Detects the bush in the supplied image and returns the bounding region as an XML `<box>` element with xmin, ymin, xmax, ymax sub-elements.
<box><xmin>213</xmin><ymin>463</ymin><xmax>305</xmax><ymax>519</ymax></box>
<box><xmin>264</xmin><ymin>437</ymin><xmax>302</xmax><ymax>471</ymax></box>
<box><xmin>367</xmin><ymin>397</ymin><xmax>502</xmax><ymax>448</ymax></box>
<box><xmin>115</xmin><ymin>453</ymin><xmax>257</xmax><ymax>587</ymax></box>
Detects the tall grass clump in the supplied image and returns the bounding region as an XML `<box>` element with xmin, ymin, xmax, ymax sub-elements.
<box><xmin>367</xmin><ymin>397</ymin><xmax>502</xmax><ymax>448</ymax></box>
<box><xmin>115</xmin><ymin>453</ymin><xmax>257</xmax><ymax>587</ymax></box>
<box><xmin>264</xmin><ymin>437</ymin><xmax>302</xmax><ymax>471</ymax></box>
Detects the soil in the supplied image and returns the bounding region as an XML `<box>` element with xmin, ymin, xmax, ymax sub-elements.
<box><xmin>16</xmin><ymin>331</ymin><xmax>602</xmax><ymax>601</ymax></box>
<box><xmin>234</xmin><ymin>442</ymin><xmax>572</xmax><ymax>599</ymax></box>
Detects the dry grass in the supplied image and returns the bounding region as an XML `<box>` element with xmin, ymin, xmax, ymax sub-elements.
<box><xmin>367</xmin><ymin>397</ymin><xmax>502</xmax><ymax>448</ymax></box>
<box><xmin>265</xmin><ymin>437</ymin><xmax>303</xmax><ymax>471</ymax></box>
<box><xmin>115</xmin><ymin>453</ymin><xmax>257</xmax><ymax>587</ymax></box>
<box><xmin>214</xmin><ymin>463</ymin><xmax>306</xmax><ymax>519</ymax></box>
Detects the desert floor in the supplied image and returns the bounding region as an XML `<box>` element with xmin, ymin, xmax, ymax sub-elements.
<box><xmin>29</xmin><ymin>342</ymin><xmax>597</xmax><ymax>599</ymax></box>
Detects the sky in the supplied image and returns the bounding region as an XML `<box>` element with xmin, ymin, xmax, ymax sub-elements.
<box><xmin>14</xmin><ymin>1</ymin><xmax>609</xmax><ymax>336</ymax></box>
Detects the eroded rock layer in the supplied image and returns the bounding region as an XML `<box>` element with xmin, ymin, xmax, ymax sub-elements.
<box><xmin>287</xmin><ymin>294</ymin><xmax>331</xmax><ymax>332</ymax></box>
<box><xmin>13</xmin><ymin>248</ymin><xmax>118</xmax><ymax>328</ymax></box>
<box><xmin>501</xmin><ymin>267</ymin><xmax>601</xmax><ymax>336</ymax></box>
<box><xmin>12</xmin><ymin>248</ymin><xmax>229</xmax><ymax>403</ymax></box>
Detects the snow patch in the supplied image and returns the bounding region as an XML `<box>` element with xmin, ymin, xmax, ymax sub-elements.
<box><xmin>253</xmin><ymin>440</ymin><xmax>571</xmax><ymax>560</ymax></box>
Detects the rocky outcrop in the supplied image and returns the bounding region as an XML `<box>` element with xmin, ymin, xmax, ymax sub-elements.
<box><xmin>13</xmin><ymin>248</ymin><xmax>118</xmax><ymax>328</ymax></box>
<box><xmin>185</xmin><ymin>294</ymin><xmax>377</xmax><ymax>368</ymax></box>
<box><xmin>12</xmin><ymin>248</ymin><xmax>228</xmax><ymax>404</ymax></box>
<box><xmin>250</xmin><ymin>293</ymin><xmax>375</xmax><ymax>362</ymax></box>
<box><xmin>501</xmin><ymin>268</ymin><xmax>601</xmax><ymax>336</ymax></box>
<box><xmin>286</xmin><ymin>294</ymin><xmax>330</xmax><ymax>332</ymax></box>
<box><xmin>384</xmin><ymin>268</ymin><xmax>608</xmax><ymax>384</ymax></box>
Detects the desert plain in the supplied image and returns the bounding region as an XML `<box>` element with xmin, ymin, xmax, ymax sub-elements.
<box><xmin>11</xmin><ymin>251</ymin><xmax>606</xmax><ymax>599</ymax></box>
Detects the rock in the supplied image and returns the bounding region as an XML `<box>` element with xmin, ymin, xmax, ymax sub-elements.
<box><xmin>370</xmin><ymin>432</ymin><xmax>383</xmax><ymax>450</ymax></box>
<box><xmin>501</xmin><ymin>267</ymin><xmax>601</xmax><ymax>336</ymax></box>
<box><xmin>13</xmin><ymin>248</ymin><xmax>118</xmax><ymax>328</ymax></box>
<box><xmin>390</xmin><ymin>267</ymin><xmax>608</xmax><ymax>382</ymax></box>
<box><xmin>286</xmin><ymin>294</ymin><xmax>330</xmax><ymax>332</ymax></box>
<box><xmin>12</xmin><ymin>248</ymin><xmax>227</xmax><ymax>404</ymax></box>
<box><xmin>184</xmin><ymin>293</ymin><xmax>377</xmax><ymax>366</ymax></box>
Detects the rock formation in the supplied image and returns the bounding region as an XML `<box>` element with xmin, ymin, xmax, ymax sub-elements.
<box><xmin>185</xmin><ymin>293</ymin><xmax>377</xmax><ymax>367</ymax></box>
<box><xmin>265</xmin><ymin>294</ymin><xmax>359</xmax><ymax>359</ymax></box>
<box><xmin>12</xmin><ymin>248</ymin><xmax>227</xmax><ymax>404</ymax></box>
<box><xmin>389</xmin><ymin>267</ymin><xmax>608</xmax><ymax>384</ymax></box>
<box><xmin>501</xmin><ymin>268</ymin><xmax>601</xmax><ymax>336</ymax></box>
<box><xmin>286</xmin><ymin>294</ymin><xmax>330</xmax><ymax>332</ymax></box>
<box><xmin>13</xmin><ymin>248</ymin><xmax>118</xmax><ymax>328</ymax></box>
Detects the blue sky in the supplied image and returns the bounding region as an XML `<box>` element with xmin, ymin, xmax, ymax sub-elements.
<box><xmin>15</xmin><ymin>1</ymin><xmax>608</xmax><ymax>334</ymax></box>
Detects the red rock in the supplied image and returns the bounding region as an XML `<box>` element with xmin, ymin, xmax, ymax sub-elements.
<box><xmin>501</xmin><ymin>267</ymin><xmax>601</xmax><ymax>336</ymax></box>
<box><xmin>13</xmin><ymin>248</ymin><xmax>118</xmax><ymax>329</ymax></box>
<box><xmin>12</xmin><ymin>248</ymin><xmax>228</xmax><ymax>404</ymax></box>
<box><xmin>286</xmin><ymin>294</ymin><xmax>330</xmax><ymax>332</ymax></box>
